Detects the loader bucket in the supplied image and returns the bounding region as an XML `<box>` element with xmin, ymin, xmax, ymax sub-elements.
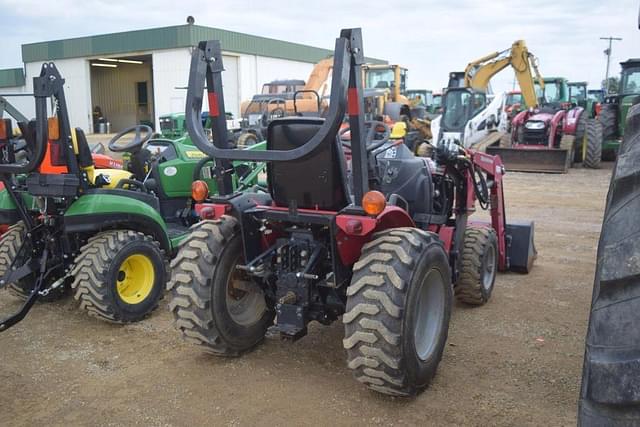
<box><xmin>486</xmin><ymin>146</ymin><xmax>571</xmax><ymax>173</ymax></box>
<box><xmin>506</xmin><ymin>221</ymin><xmax>536</xmax><ymax>273</ymax></box>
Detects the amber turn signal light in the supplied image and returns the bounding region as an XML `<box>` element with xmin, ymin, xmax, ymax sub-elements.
<box><xmin>362</xmin><ymin>190</ymin><xmax>386</xmax><ymax>216</ymax></box>
<box><xmin>191</xmin><ymin>180</ymin><xmax>209</xmax><ymax>202</ymax></box>
<box><xmin>48</xmin><ymin>117</ymin><xmax>60</xmax><ymax>140</ymax></box>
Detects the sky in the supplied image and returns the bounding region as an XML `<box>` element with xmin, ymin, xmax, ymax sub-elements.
<box><xmin>0</xmin><ymin>0</ymin><xmax>638</xmax><ymax>93</ymax></box>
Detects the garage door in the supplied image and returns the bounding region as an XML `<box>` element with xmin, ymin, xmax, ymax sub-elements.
<box><xmin>221</xmin><ymin>55</ymin><xmax>239</xmax><ymax>118</ymax></box>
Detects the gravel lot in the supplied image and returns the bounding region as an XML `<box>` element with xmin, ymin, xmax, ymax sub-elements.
<box><xmin>0</xmin><ymin>164</ymin><xmax>612</xmax><ymax>426</ymax></box>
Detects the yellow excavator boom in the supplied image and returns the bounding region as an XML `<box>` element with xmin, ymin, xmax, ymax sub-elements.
<box><xmin>463</xmin><ymin>40</ymin><xmax>543</xmax><ymax>108</ymax></box>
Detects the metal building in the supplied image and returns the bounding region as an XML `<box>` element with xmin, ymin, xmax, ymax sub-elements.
<box><xmin>0</xmin><ymin>24</ymin><xmax>359</xmax><ymax>133</ymax></box>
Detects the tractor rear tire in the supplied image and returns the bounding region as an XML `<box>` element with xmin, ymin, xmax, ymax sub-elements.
<box><xmin>454</xmin><ymin>227</ymin><xmax>498</xmax><ymax>305</ymax></box>
<box><xmin>71</xmin><ymin>230</ymin><xmax>166</xmax><ymax>323</ymax></box>
<box><xmin>0</xmin><ymin>222</ymin><xmax>67</xmax><ymax>301</ymax></box>
<box><xmin>578</xmin><ymin>103</ymin><xmax>640</xmax><ymax>424</ymax></box>
<box><xmin>344</xmin><ymin>228</ymin><xmax>452</xmax><ymax>396</ymax></box>
<box><xmin>237</xmin><ymin>132</ymin><xmax>258</xmax><ymax>146</ymax></box>
<box><xmin>583</xmin><ymin>119</ymin><xmax>603</xmax><ymax>169</ymax></box>
<box><xmin>168</xmin><ymin>217</ymin><xmax>274</xmax><ymax>356</ymax></box>
<box><xmin>599</xmin><ymin>103</ymin><xmax>617</xmax><ymax>139</ymax></box>
<box><xmin>574</xmin><ymin>113</ymin><xmax>587</xmax><ymax>163</ymax></box>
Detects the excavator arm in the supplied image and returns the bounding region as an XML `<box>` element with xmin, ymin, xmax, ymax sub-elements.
<box><xmin>464</xmin><ymin>40</ymin><xmax>543</xmax><ymax>108</ymax></box>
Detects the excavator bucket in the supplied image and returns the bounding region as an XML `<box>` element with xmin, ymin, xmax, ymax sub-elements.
<box><xmin>486</xmin><ymin>146</ymin><xmax>571</xmax><ymax>173</ymax></box>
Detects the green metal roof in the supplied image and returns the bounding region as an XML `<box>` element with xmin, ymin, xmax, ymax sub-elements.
<box><xmin>22</xmin><ymin>25</ymin><xmax>386</xmax><ymax>64</ymax></box>
<box><xmin>0</xmin><ymin>68</ymin><xmax>25</xmax><ymax>88</ymax></box>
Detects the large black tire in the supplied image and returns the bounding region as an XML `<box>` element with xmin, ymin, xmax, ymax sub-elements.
<box><xmin>578</xmin><ymin>103</ymin><xmax>640</xmax><ymax>424</ymax></box>
<box><xmin>599</xmin><ymin>103</ymin><xmax>617</xmax><ymax>139</ymax></box>
<box><xmin>583</xmin><ymin>119</ymin><xmax>603</xmax><ymax>169</ymax></box>
<box><xmin>168</xmin><ymin>217</ymin><xmax>274</xmax><ymax>356</ymax></box>
<box><xmin>70</xmin><ymin>230</ymin><xmax>166</xmax><ymax>323</ymax></box>
<box><xmin>0</xmin><ymin>222</ymin><xmax>67</xmax><ymax>301</ymax></box>
<box><xmin>454</xmin><ymin>227</ymin><xmax>497</xmax><ymax>305</ymax></box>
<box><xmin>343</xmin><ymin>228</ymin><xmax>452</xmax><ymax>396</ymax></box>
<box><xmin>574</xmin><ymin>113</ymin><xmax>588</xmax><ymax>163</ymax></box>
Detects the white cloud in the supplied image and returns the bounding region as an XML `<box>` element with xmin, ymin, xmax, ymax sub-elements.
<box><xmin>0</xmin><ymin>0</ymin><xmax>637</xmax><ymax>92</ymax></box>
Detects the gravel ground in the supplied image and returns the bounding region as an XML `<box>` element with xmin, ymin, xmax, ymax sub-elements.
<box><xmin>0</xmin><ymin>164</ymin><xmax>612</xmax><ymax>426</ymax></box>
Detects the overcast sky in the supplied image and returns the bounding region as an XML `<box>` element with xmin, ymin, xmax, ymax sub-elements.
<box><xmin>1</xmin><ymin>0</ymin><xmax>638</xmax><ymax>93</ymax></box>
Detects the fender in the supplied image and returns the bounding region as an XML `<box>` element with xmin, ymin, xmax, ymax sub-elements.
<box><xmin>562</xmin><ymin>107</ymin><xmax>584</xmax><ymax>135</ymax></box>
<box><xmin>511</xmin><ymin>110</ymin><xmax>531</xmax><ymax>139</ymax></box>
<box><xmin>335</xmin><ymin>206</ymin><xmax>414</xmax><ymax>265</ymax></box>
<box><xmin>64</xmin><ymin>193</ymin><xmax>170</xmax><ymax>251</ymax></box>
<box><xmin>548</xmin><ymin>110</ymin><xmax>566</xmax><ymax>147</ymax></box>
<box><xmin>0</xmin><ymin>188</ymin><xmax>34</xmax><ymax>224</ymax></box>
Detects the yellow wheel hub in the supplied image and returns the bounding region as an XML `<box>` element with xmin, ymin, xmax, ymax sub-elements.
<box><xmin>116</xmin><ymin>254</ymin><xmax>155</xmax><ymax>305</ymax></box>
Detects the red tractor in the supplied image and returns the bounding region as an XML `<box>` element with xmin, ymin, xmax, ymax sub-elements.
<box><xmin>489</xmin><ymin>77</ymin><xmax>598</xmax><ymax>173</ymax></box>
<box><xmin>169</xmin><ymin>29</ymin><xmax>536</xmax><ymax>396</ymax></box>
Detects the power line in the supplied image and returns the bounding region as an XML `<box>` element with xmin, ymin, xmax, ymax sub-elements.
<box><xmin>600</xmin><ymin>36</ymin><xmax>623</xmax><ymax>94</ymax></box>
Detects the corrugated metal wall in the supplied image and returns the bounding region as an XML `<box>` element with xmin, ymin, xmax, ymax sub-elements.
<box><xmin>90</xmin><ymin>60</ymin><xmax>154</xmax><ymax>132</ymax></box>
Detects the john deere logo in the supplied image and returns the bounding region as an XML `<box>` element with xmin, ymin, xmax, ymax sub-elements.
<box><xmin>185</xmin><ymin>150</ymin><xmax>207</xmax><ymax>159</ymax></box>
<box><xmin>164</xmin><ymin>166</ymin><xmax>178</xmax><ymax>177</ymax></box>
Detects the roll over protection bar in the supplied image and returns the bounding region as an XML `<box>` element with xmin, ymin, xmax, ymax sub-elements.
<box><xmin>185</xmin><ymin>29</ymin><xmax>364</xmax><ymax>163</ymax></box>
<box><xmin>185</xmin><ymin>28</ymin><xmax>368</xmax><ymax>201</ymax></box>
<box><xmin>0</xmin><ymin>63</ymin><xmax>65</xmax><ymax>175</ymax></box>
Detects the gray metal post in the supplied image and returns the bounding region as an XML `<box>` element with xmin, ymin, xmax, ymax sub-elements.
<box><xmin>600</xmin><ymin>36</ymin><xmax>623</xmax><ymax>94</ymax></box>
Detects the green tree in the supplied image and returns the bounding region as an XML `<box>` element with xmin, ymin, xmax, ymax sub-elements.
<box><xmin>602</xmin><ymin>76</ymin><xmax>620</xmax><ymax>94</ymax></box>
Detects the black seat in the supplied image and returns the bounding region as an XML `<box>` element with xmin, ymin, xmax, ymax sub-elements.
<box><xmin>266</xmin><ymin>117</ymin><xmax>349</xmax><ymax>211</ymax></box>
<box><xmin>73</xmin><ymin>128</ymin><xmax>96</xmax><ymax>169</ymax></box>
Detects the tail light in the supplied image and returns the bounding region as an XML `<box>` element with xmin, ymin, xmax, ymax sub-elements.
<box><xmin>362</xmin><ymin>190</ymin><xmax>386</xmax><ymax>216</ymax></box>
<box><xmin>191</xmin><ymin>180</ymin><xmax>209</xmax><ymax>202</ymax></box>
<box><xmin>47</xmin><ymin>117</ymin><xmax>66</xmax><ymax>166</ymax></box>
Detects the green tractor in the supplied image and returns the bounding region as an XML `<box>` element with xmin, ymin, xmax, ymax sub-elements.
<box><xmin>569</xmin><ymin>81</ymin><xmax>599</xmax><ymax>119</ymax></box>
<box><xmin>598</xmin><ymin>58</ymin><xmax>640</xmax><ymax>158</ymax></box>
<box><xmin>587</xmin><ymin>89</ymin><xmax>605</xmax><ymax>113</ymax></box>
<box><xmin>0</xmin><ymin>63</ymin><xmax>263</xmax><ymax>331</ymax></box>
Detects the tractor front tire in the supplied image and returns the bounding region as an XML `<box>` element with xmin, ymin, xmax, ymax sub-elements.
<box><xmin>237</xmin><ymin>132</ymin><xmax>259</xmax><ymax>146</ymax></box>
<box><xmin>579</xmin><ymin>103</ymin><xmax>640</xmax><ymax>424</ymax></box>
<box><xmin>583</xmin><ymin>119</ymin><xmax>603</xmax><ymax>169</ymax></box>
<box><xmin>574</xmin><ymin>113</ymin><xmax>588</xmax><ymax>163</ymax></box>
<box><xmin>454</xmin><ymin>227</ymin><xmax>498</xmax><ymax>305</ymax></box>
<box><xmin>71</xmin><ymin>230</ymin><xmax>166</xmax><ymax>323</ymax></box>
<box><xmin>344</xmin><ymin>228</ymin><xmax>452</xmax><ymax>396</ymax></box>
<box><xmin>599</xmin><ymin>103</ymin><xmax>617</xmax><ymax>139</ymax></box>
<box><xmin>0</xmin><ymin>222</ymin><xmax>67</xmax><ymax>301</ymax></box>
<box><xmin>168</xmin><ymin>217</ymin><xmax>274</xmax><ymax>356</ymax></box>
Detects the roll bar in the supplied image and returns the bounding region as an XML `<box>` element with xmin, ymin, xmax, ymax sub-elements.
<box><xmin>0</xmin><ymin>63</ymin><xmax>65</xmax><ymax>174</ymax></box>
<box><xmin>185</xmin><ymin>28</ymin><xmax>367</xmax><ymax>200</ymax></box>
<box><xmin>185</xmin><ymin>29</ymin><xmax>364</xmax><ymax>163</ymax></box>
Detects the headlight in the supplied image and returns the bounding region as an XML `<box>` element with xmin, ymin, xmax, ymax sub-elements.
<box><xmin>524</xmin><ymin>121</ymin><xmax>545</xmax><ymax>130</ymax></box>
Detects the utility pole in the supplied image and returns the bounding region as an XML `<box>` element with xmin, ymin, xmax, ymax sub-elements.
<box><xmin>600</xmin><ymin>36</ymin><xmax>622</xmax><ymax>94</ymax></box>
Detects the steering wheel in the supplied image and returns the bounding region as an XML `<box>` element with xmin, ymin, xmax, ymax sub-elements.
<box><xmin>108</xmin><ymin>125</ymin><xmax>153</xmax><ymax>153</ymax></box>
<box><xmin>339</xmin><ymin>120</ymin><xmax>391</xmax><ymax>152</ymax></box>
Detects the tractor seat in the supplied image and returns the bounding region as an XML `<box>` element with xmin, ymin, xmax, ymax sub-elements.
<box><xmin>72</xmin><ymin>128</ymin><xmax>133</xmax><ymax>189</ymax></box>
<box><xmin>267</xmin><ymin>117</ymin><xmax>349</xmax><ymax>211</ymax></box>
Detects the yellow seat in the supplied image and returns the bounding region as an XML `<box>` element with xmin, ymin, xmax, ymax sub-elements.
<box><xmin>390</xmin><ymin>122</ymin><xmax>407</xmax><ymax>139</ymax></box>
<box><xmin>88</xmin><ymin>168</ymin><xmax>134</xmax><ymax>189</ymax></box>
<box><xmin>70</xmin><ymin>128</ymin><xmax>134</xmax><ymax>189</ymax></box>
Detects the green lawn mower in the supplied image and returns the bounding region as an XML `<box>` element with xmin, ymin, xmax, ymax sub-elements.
<box><xmin>0</xmin><ymin>63</ymin><xmax>263</xmax><ymax>331</ymax></box>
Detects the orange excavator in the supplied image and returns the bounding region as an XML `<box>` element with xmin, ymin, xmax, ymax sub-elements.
<box><xmin>232</xmin><ymin>58</ymin><xmax>334</xmax><ymax>145</ymax></box>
